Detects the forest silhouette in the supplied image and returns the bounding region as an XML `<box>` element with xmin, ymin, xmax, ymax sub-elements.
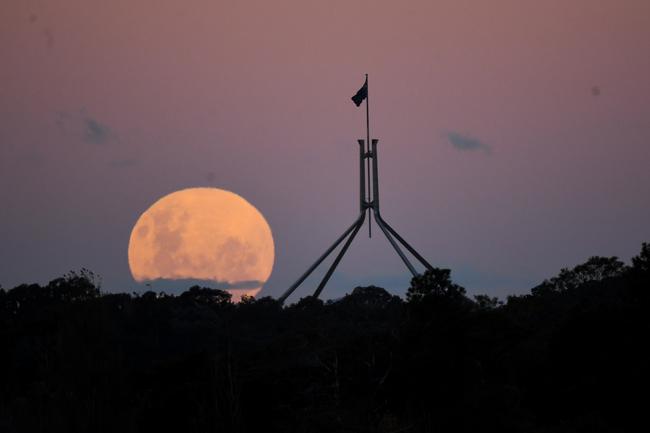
<box><xmin>1</xmin><ymin>242</ymin><xmax>649</xmax><ymax>433</ymax></box>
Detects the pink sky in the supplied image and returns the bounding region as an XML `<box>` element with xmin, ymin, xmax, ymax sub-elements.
<box><xmin>1</xmin><ymin>0</ymin><xmax>649</xmax><ymax>299</ymax></box>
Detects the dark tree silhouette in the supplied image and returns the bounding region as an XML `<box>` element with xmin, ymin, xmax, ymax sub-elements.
<box><xmin>632</xmin><ymin>242</ymin><xmax>650</xmax><ymax>275</ymax></box>
<box><xmin>406</xmin><ymin>268</ymin><xmax>467</xmax><ymax>302</ymax></box>
<box><xmin>1</xmin><ymin>243</ymin><xmax>649</xmax><ymax>433</ymax></box>
<box><xmin>473</xmin><ymin>293</ymin><xmax>502</xmax><ymax>310</ymax></box>
<box><xmin>180</xmin><ymin>285</ymin><xmax>232</xmax><ymax>306</ymax></box>
<box><xmin>531</xmin><ymin>255</ymin><xmax>627</xmax><ymax>295</ymax></box>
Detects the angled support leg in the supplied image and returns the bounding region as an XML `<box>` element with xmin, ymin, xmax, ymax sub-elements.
<box><xmin>368</xmin><ymin>139</ymin><xmax>432</xmax><ymax>276</ymax></box>
<box><xmin>313</xmin><ymin>211</ymin><xmax>366</xmax><ymax>298</ymax></box>
<box><xmin>372</xmin><ymin>209</ymin><xmax>418</xmax><ymax>277</ymax></box>
<box><xmin>375</xmin><ymin>214</ymin><xmax>434</xmax><ymax>272</ymax></box>
<box><xmin>278</xmin><ymin>212</ymin><xmax>366</xmax><ymax>304</ymax></box>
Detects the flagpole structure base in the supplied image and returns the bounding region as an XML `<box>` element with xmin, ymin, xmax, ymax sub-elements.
<box><xmin>277</xmin><ymin>139</ymin><xmax>433</xmax><ymax>305</ymax></box>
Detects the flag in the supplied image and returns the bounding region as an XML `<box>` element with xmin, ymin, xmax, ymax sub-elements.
<box><xmin>351</xmin><ymin>77</ymin><xmax>368</xmax><ymax>106</ymax></box>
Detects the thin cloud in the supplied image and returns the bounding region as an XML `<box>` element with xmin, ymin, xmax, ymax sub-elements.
<box><xmin>84</xmin><ymin>117</ymin><xmax>113</xmax><ymax>144</ymax></box>
<box><xmin>138</xmin><ymin>278</ymin><xmax>264</xmax><ymax>293</ymax></box>
<box><xmin>447</xmin><ymin>131</ymin><xmax>491</xmax><ymax>154</ymax></box>
<box><xmin>55</xmin><ymin>110</ymin><xmax>118</xmax><ymax>145</ymax></box>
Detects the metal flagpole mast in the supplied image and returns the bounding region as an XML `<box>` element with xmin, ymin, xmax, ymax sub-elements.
<box><xmin>365</xmin><ymin>74</ymin><xmax>372</xmax><ymax>238</ymax></box>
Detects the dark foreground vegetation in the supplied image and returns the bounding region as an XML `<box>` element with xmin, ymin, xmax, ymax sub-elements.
<box><xmin>1</xmin><ymin>243</ymin><xmax>649</xmax><ymax>433</ymax></box>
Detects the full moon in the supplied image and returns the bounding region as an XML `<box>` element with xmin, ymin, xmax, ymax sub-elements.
<box><xmin>128</xmin><ymin>188</ymin><xmax>274</xmax><ymax>300</ymax></box>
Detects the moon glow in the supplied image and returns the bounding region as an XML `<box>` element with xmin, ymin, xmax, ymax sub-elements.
<box><xmin>128</xmin><ymin>188</ymin><xmax>274</xmax><ymax>300</ymax></box>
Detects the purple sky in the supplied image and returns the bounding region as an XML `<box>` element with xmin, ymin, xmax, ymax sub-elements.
<box><xmin>2</xmin><ymin>0</ymin><xmax>649</xmax><ymax>300</ymax></box>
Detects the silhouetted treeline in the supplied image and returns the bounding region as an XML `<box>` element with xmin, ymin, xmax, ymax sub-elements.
<box><xmin>1</xmin><ymin>243</ymin><xmax>649</xmax><ymax>433</ymax></box>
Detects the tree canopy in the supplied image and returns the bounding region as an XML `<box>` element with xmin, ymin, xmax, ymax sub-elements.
<box><xmin>1</xmin><ymin>243</ymin><xmax>649</xmax><ymax>433</ymax></box>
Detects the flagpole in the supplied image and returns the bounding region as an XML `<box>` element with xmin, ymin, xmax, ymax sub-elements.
<box><xmin>365</xmin><ymin>74</ymin><xmax>371</xmax><ymax>238</ymax></box>
<box><xmin>279</xmin><ymin>77</ymin><xmax>436</xmax><ymax>303</ymax></box>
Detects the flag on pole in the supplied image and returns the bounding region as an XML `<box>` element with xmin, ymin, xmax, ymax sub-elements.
<box><xmin>351</xmin><ymin>77</ymin><xmax>368</xmax><ymax>106</ymax></box>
